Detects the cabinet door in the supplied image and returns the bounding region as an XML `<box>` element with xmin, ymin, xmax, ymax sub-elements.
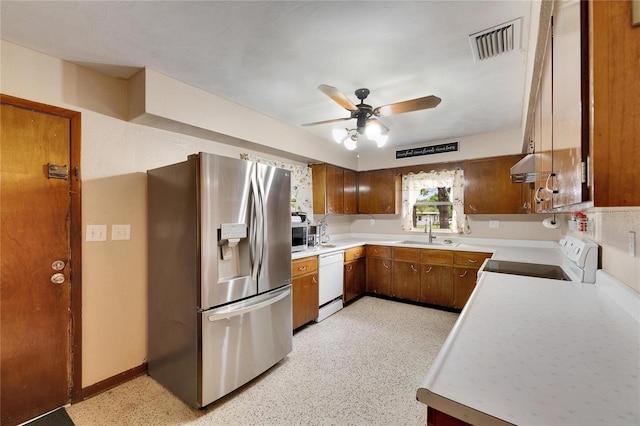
<box><xmin>392</xmin><ymin>260</ymin><xmax>421</xmax><ymax>301</ymax></box>
<box><xmin>358</xmin><ymin>169</ymin><xmax>397</xmax><ymax>214</ymax></box>
<box><xmin>591</xmin><ymin>1</ymin><xmax>640</xmax><ymax>206</ymax></box>
<box><xmin>292</xmin><ymin>272</ymin><xmax>319</xmax><ymax>329</ymax></box>
<box><xmin>343</xmin><ymin>168</ymin><xmax>358</xmax><ymax>214</ymax></box>
<box><xmin>551</xmin><ymin>0</ymin><xmax>588</xmax><ymax>208</ymax></box>
<box><xmin>464</xmin><ymin>154</ymin><xmax>526</xmax><ymax>214</ymax></box>
<box><xmin>453</xmin><ymin>267</ymin><xmax>478</xmax><ymax>309</ymax></box>
<box><xmin>311</xmin><ymin>163</ymin><xmax>344</xmax><ymax>214</ymax></box>
<box><xmin>366</xmin><ymin>257</ymin><xmax>392</xmax><ymax>296</ymax></box>
<box><xmin>534</xmin><ymin>25</ymin><xmax>553</xmax><ymax>213</ymax></box>
<box><xmin>325</xmin><ymin>164</ymin><xmax>344</xmax><ymax>214</ymax></box>
<box><xmin>344</xmin><ymin>258</ymin><xmax>366</xmax><ymax>303</ymax></box>
<box><xmin>421</xmin><ymin>264</ymin><xmax>454</xmax><ymax>307</ymax></box>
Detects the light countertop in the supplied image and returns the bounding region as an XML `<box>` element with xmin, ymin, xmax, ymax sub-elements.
<box><xmin>292</xmin><ymin>233</ymin><xmax>639</xmax><ymax>424</ymax></box>
<box><xmin>417</xmin><ymin>270</ymin><xmax>640</xmax><ymax>426</ymax></box>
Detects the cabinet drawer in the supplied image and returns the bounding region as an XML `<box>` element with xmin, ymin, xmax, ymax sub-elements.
<box><xmin>421</xmin><ymin>249</ymin><xmax>454</xmax><ymax>265</ymax></box>
<box><xmin>344</xmin><ymin>246</ymin><xmax>366</xmax><ymax>262</ymax></box>
<box><xmin>292</xmin><ymin>256</ymin><xmax>318</xmax><ymax>277</ymax></box>
<box><xmin>366</xmin><ymin>245</ymin><xmax>392</xmax><ymax>258</ymax></box>
<box><xmin>453</xmin><ymin>251</ymin><xmax>492</xmax><ymax>267</ymax></box>
<box><xmin>392</xmin><ymin>247</ymin><xmax>421</xmax><ymax>261</ymax></box>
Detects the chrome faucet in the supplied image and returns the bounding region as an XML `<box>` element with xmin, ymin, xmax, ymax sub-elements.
<box><xmin>425</xmin><ymin>216</ymin><xmax>436</xmax><ymax>243</ymax></box>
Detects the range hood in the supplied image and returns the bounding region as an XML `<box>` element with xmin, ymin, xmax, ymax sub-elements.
<box><xmin>510</xmin><ymin>154</ymin><xmax>537</xmax><ymax>183</ymax></box>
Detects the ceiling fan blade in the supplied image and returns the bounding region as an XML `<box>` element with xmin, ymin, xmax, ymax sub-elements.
<box><xmin>301</xmin><ymin>117</ymin><xmax>352</xmax><ymax>127</ymax></box>
<box><xmin>318</xmin><ymin>84</ymin><xmax>359</xmax><ymax>111</ymax></box>
<box><xmin>373</xmin><ymin>95</ymin><xmax>442</xmax><ymax>116</ymax></box>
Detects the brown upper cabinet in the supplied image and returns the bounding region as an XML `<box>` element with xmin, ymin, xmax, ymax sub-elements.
<box><xmin>463</xmin><ymin>154</ymin><xmax>527</xmax><ymax>214</ymax></box>
<box><xmin>531</xmin><ymin>0</ymin><xmax>593</xmax><ymax>211</ymax></box>
<box><xmin>358</xmin><ymin>169</ymin><xmax>399</xmax><ymax>214</ymax></box>
<box><xmin>343</xmin><ymin>168</ymin><xmax>358</xmax><ymax>214</ymax></box>
<box><xmin>590</xmin><ymin>0</ymin><xmax>640</xmax><ymax>207</ymax></box>
<box><xmin>311</xmin><ymin>163</ymin><xmax>348</xmax><ymax>214</ymax></box>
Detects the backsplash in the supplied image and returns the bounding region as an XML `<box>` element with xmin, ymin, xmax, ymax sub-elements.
<box><xmin>573</xmin><ymin>208</ymin><xmax>640</xmax><ymax>292</ymax></box>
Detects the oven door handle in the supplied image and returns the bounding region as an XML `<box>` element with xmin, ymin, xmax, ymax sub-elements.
<box><xmin>206</xmin><ymin>286</ymin><xmax>290</xmax><ymax>322</ymax></box>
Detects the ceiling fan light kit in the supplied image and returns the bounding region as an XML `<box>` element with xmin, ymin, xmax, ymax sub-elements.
<box><xmin>303</xmin><ymin>84</ymin><xmax>441</xmax><ymax>151</ymax></box>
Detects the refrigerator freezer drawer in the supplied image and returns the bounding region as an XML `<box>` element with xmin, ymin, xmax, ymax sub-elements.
<box><xmin>200</xmin><ymin>285</ymin><xmax>292</xmax><ymax>406</ymax></box>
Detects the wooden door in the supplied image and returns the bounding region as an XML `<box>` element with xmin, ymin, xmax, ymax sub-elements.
<box><xmin>1</xmin><ymin>96</ymin><xmax>82</xmax><ymax>425</ymax></box>
<box><xmin>365</xmin><ymin>257</ymin><xmax>392</xmax><ymax>296</ymax></box>
<box><xmin>358</xmin><ymin>169</ymin><xmax>396</xmax><ymax>214</ymax></box>
<box><xmin>343</xmin><ymin>168</ymin><xmax>357</xmax><ymax>214</ymax></box>
<box><xmin>292</xmin><ymin>273</ymin><xmax>319</xmax><ymax>329</ymax></box>
<box><xmin>325</xmin><ymin>164</ymin><xmax>344</xmax><ymax>214</ymax></box>
<box><xmin>391</xmin><ymin>260</ymin><xmax>421</xmax><ymax>301</ymax></box>
<box><xmin>453</xmin><ymin>267</ymin><xmax>478</xmax><ymax>309</ymax></box>
<box><xmin>421</xmin><ymin>264</ymin><xmax>454</xmax><ymax>307</ymax></box>
<box><xmin>344</xmin><ymin>258</ymin><xmax>365</xmax><ymax>303</ymax></box>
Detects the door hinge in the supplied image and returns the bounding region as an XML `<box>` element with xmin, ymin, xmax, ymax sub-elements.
<box><xmin>47</xmin><ymin>163</ymin><xmax>69</xmax><ymax>180</ymax></box>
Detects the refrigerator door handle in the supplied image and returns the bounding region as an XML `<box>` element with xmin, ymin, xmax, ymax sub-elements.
<box><xmin>249</xmin><ymin>165</ymin><xmax>261</xmax><ymax>280</ymax></box>
<box><xmin>255</xmin><ymin>169</ymin><xmax>266</xmax><ymax>277</ymax></box>
<box><xmin>206</xmin><ymin>286</ymin><xmax>291</xmax><ymax>322</ymax></box>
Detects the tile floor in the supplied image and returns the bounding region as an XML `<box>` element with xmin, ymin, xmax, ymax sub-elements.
<box><xmin>67</xmin><ymin>296</ymin><xmax>458</xmax><ymax>426</ymax></box>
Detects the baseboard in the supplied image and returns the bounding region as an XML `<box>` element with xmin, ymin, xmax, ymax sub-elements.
<box><xmin>82</xmin><ymin>362</ymin><xmax>148</xmax><ymax>400</ymax></box>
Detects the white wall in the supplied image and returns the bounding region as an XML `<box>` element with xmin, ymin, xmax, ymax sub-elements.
<box><xmin>357</xmin><ymin>127</ymin><xmax>523</xmax><ymax>171</ymax></box>
<box><xmin>1</xmin><ymin>40</ymin><xmax>311</xmax><ymax>387</ymax></box>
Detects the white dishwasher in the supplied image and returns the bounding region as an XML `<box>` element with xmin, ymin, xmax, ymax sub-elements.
<box><xmin>316</xmin><ymin>250</ymin><xmax>344</xmax><ymax>322</ymax></box>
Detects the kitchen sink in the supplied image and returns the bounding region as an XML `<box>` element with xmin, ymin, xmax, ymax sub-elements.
<box><xmin>399</xmin><ymin>240</ymin><xmax>457</xmax><ymax>247</ymax></box>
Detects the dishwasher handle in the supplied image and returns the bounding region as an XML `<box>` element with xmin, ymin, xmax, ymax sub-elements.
<box><xmin>207</xmin><ymin>286</ymin><xmax>290</xmax><ymax>322</ymax></box>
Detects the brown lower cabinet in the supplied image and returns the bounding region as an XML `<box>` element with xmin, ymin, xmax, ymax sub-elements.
<box><xmin>365</xmin><ymin>245</ymin><xmax>392</xmax><ymax>296</ymax></box>
<box><xmin>344</xmin><ymin>246</ymin><xmax>366</xmax><ymax>303</ymax></box>
<box><xmin>292</xmin><ymin>256</ymin><xmax>319</xmax><ymax>330</ymax></box>
<box><xmin>427</xmin><ymin>407</ymin><xmax>472</xmax><ymax>426</ymax></box>
<box><xmin>364</xmin><ymin>245</ymin><xmax>491</xmax><ymax>310</ymax></box>
<box><xmin>421</xmin><ymin>263</ymin><xmax>454</xmax><ymax>307</ymax></box>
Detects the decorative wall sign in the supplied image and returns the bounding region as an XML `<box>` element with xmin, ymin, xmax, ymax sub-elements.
<box><xmin>396</xmin><ymin>142</ymin><xmax>459</xmax><ymax>159</ymax></box>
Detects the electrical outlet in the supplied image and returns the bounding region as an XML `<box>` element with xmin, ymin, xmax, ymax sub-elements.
<box><xmin>112</xmin><ymin>224</ymin><xmax>131</xmax><ymax>241</ymax></box>
<box><xmin>629</xmin><ymin>231</ymin><xmax>636</xmax><ymax>257</ymax></box>
<box><xmin>489</xmin><ymin>220</ymin><xmax>500</xmax><ymax>229</ymax></box>
<box><xmin>370</xmin><ymin>218</ymin><xmax>375</xmax><ymax>226</ymax></box>
<box><xmin>86</xmin><ymin>225</ymin><xmax>107</xmax><ymax>241</ymax></box>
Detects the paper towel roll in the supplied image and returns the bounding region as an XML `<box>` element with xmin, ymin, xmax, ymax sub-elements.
<box><xmin>542</xmin><ymin>217</ymin><xmax>559</xmax><ymax>229</ymax></box>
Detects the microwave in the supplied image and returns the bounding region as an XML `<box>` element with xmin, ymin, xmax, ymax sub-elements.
<box><xmin>291</xmin><ymin>222</ymin><xmax>308</xmax><ymax>253</ymax></box>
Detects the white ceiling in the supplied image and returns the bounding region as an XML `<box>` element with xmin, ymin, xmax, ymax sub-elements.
<box><xmin>1</xmin><ymin>1</ymin><xmax>534</xmax><ymax>152</ymax></box>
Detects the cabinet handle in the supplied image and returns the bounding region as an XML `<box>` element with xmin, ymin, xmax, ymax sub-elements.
<box><xmin>535</xmin><ymin>187</ymin><xmax>546</xmax><ymax>203</ymax></box>
<box><xmin>383</xmin><ymin>262</ymin><xmax>390</xmax><ymax>269</ymax></box>
<box><xmin>467</xmin><ymin>259</ymin><xmax>479</xmax><ymax>264</ymax></box>
<box><xmin>297</xmin><ymin>265</ymin><xmax>307</xmax><ymax>271</ymax></box>
<box><xmin>545</xmin><ymin>172</ymin><xmax>559</xmax><ymax>194</ymax></box>
<box><xmin>346</xmin><ymin>265</ymin><xmax>353</xmax><ymax>272</ymax></box>
<box><xmin>469</xmin><ymin>204</ymin><xmax>477</xmax><ymax>212</ymax></box>
<box><xmin>424</xmin><ymin>266</ymin><xmax>433</xmax><ymax>274</ymax></box>
<box><xmin>459</xmin><ymin>271</ymin><xmax>468</xmax><ymax>278</ymax></box>
<box><xmin>312</xmin><ymin>277</ymin><xmax>317</xmax><ymax>284</ymax></box>
<box><xmin>410</xmin><ymin>264</ymin><xmax>418</xmax><ymax>272</ymax></box>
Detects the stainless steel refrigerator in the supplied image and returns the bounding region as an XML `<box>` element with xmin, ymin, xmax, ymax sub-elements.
<box><xmin>147</xmin><ymin>152</ymin><xmax>293</xmax><ymax>408</ymax></box>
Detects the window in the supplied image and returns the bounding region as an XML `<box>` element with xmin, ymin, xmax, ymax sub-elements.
<box><xmin>401</xmin><ymin>170</ymin><xmax>464</xmax><ymax>233</ymax></box>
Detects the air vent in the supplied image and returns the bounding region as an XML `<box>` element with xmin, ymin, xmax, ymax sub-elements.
<box><xmin>469</xmin><ymin>18</ymin><xmax>522</xmax><ymax>62</ymax></box>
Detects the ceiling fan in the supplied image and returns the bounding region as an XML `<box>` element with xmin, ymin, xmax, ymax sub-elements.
<box><xmin>302</xmin><ymin>84</ymin><xmax>441</xmax><ymax>149</ymax></box>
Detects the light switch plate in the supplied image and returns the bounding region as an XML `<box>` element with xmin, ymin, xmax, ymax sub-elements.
<box><xmin>112</xmin><ymin>224</ymin><xmax>131</xmax><ymax>241</ymax></box>
<box><xmin>86</xmin><ymin>225</ymin><xmax>107</xmax><ymax>241</ymax></box>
